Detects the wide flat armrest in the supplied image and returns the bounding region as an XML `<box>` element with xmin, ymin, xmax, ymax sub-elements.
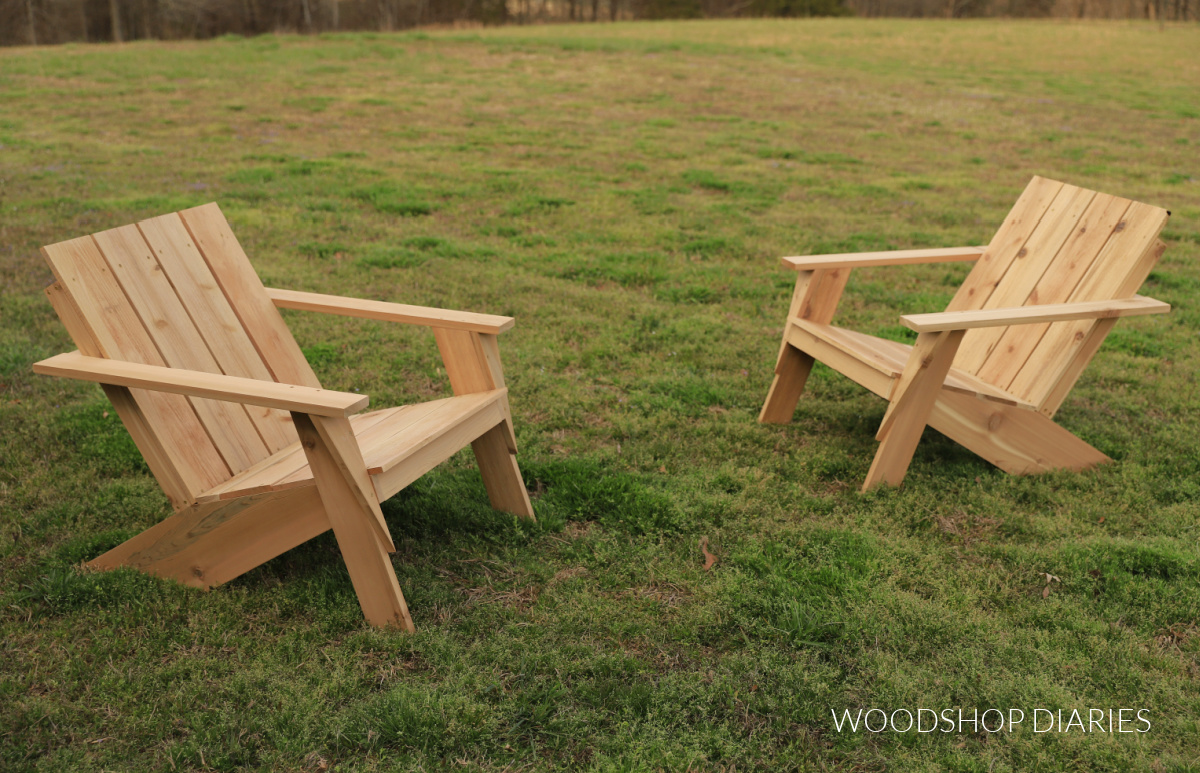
<box><xmin>266</xmin><ymin>288</ymin><xmax>514</xmax><ymax>335</ymax></box>
<box><xmin>902</xmin><ymin>295</ymin><xmax>1170</xmax><ymax>333</ymax></box>
<box><xmin>33</xmin><ymin>351</ymin><xmax>368</xmax><ymax>417</ymax></box>
<box><xmin>781</xmin><ymin>246</ymin><xmax>985</xmax><ymax>271</ymax></box>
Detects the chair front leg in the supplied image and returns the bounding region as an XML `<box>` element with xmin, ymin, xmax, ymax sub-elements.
<box><xmin>760</xmin><ymin>268</ymin><xmax>851</xmax><ymax>424</ymax></box>
<box><xmin>294</xmin><ymin>412</ymin><xmax>414</xmax><ymax>631</ymax></box>
<box><xmin>433</xmin><ymin>328</ymin><xmax>534</xmax><ymax>520</ymax></box>
<box><xmin>862</xmin><ymin>329</ymin><xmax>964</xmax><ymax>491</ymax></box>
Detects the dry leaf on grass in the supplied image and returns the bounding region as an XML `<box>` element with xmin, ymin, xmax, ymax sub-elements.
<box><xmin>699</xmin><ymin>536</ymin><xmax>718</xmax><ymax>571</ymax></box>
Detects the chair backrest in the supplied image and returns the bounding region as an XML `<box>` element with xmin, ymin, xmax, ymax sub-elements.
<box><xmin>42</xmin><ymin>203</ymin><xmax>320</xmax><ymax>506</ymax></box>
<box><xmin>947</xmin><ymin>176</ymin><xmax>1168</xmax><ymax>410</ymax></box>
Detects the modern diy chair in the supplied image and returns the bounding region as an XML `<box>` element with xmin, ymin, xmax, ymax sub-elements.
<box><xmin>760</xmin><ymin>176</ymin><xmax>1171</xmax><ymax>491</ymax></box>
<box><xmin>33</xmin><ymin>203</ymin><xmax>534</xmax><ymax>630</ymax></box>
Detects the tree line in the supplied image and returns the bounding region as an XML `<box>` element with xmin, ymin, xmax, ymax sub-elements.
<box><xmin>1</xmin><ymin>0</ymin><xmax>1194</xmax><ymax>47</ymax></box>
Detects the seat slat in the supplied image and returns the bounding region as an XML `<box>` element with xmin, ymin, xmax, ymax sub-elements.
<box><xmin>41</xmin><ymin>236</ymin><xmax>231</xmax><ymax>497</ymax></box>
<box><xmin>975</xmin><ymin>194</ymin><xmax>1132</xmax><ymax>388</ymax></box>
<box><xmin>138</xmin><ymin>212</ymin><xmax>298</xmax><ymax>455</ymax></box>
<box><xmin>200</xmin><ymin>393</ymin><xmax>507</xmax><ymax>502</ymax></box>
<box><xmin>93</xmin><ymin>224</ymin><xmax>271</xmax><ymax>474</ymax></box>
<box><xmin>178</xmin><ymin>203</ymin><xmax>321</xmax><ymax>392</ymax></box>
<box><xmin>791</xmin><ymin>320</ymin><xmax>1032</xmax><ymax>408</ymax></box>
<box><xmin>200</xmin><ymin>406</ymin><xmax>403</xmax><ymax>502</ymax></box>
<box><xmin>954</xmin><ymin>183</ymin><xmax>1096</xmax><ymax>374</ymax></box>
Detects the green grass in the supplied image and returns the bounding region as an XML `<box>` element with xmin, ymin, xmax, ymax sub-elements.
<box><xmin>2</xmin><ymin>19</ymin><xmax>1200</xmax><ymax>772</ymax></box>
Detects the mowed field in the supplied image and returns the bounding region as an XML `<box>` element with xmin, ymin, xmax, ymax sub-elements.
<box><xmin>2</xmin><ymin>19</ymin><xmax>1199</xmax><ymax>772</ymax></box>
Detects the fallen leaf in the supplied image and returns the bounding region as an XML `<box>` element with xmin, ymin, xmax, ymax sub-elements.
<box><xmin>1098</xmin><ymin>516</ymin><xmax>1105</xmax><ymax>523</ymax></box>
<box><xmin>699</xmin><ymin>536</ymin><xmax>717</xmax><ymax>571</ymax></box>
<box><xmin>1042</xmin><ymin>585</ymin><xmax>1051</xmax><ymax>599</ymax></box>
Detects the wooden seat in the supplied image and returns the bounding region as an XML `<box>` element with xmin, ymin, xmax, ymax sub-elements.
<box><xmin>33</xmin><ymin>203</ymin><xmax>534</xmax><ymax>630</ymax></box>
<box><xmin>760</xmin><ymin>176</ymin><xmax>1171</xmax><ymax>491</ymax></box>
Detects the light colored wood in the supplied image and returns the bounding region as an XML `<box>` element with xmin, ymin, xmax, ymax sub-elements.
<box><xmin>293</xmin><ymin>413</ymin><xmax>414</xmax><ymax>631</ymax></box>
<box><xmin>863</xmin><ymin>330</ymin><xmax>964</xmax><ymax>490</ymax></box>
<box><xmin>759</xmin><ymin>345</ymin><xmax>815</xmax><ymax>423</ymax></box>
<box><xmin>432</xmin><ymin>328</ymin><xmax>532</xmax><ymax>518</ymax></box>
<box><xmin>433</xmin><ymin>328</ymin><xmax>499</xmax><ymax>393</ymax></box>
<box><xmin>34</xmin><ymin>351</ymin><xmax>369</xmax><ymax>417</ymax></box>
<box><xmin>928</xmin><ymin>390</ymin><xmax>1110</xmax><ymax>475</ymax></box>
<box><xmin>371</xmin><ymin>400</ymin><xmax>508</xmax><ymax>501</ymax></box>
<box><xmin>761</xmin><ymin>176</ymin><xmax>1170</xmax><ymax>490</ymax></box>
<box><xmin>267</xmin><ymin>287</ymin><xmax>515</xmax><ymax>334</ymax></box>
<box><xmin>196</xmin><ymin>406</ymin><xmax>400</xmax><ymax>502</ymax></box>
<box><xmin>876</xmin><ymin>330</ymin><xmax>965</xmax><ymax>441</ymax></box>
<box><xmin>946</xmin><ymin>176</ymin><xmax>1065</xmax><ymax>313</ymax></box>
<box><xmin>41</xmin><ymin>237</ymin><xmax>231</xmax><ymax>497</ymax></box>
<box><xmin>781</xmin><ymin>246</ymin><xmax>984</xmax><ymax>271</ymax></box>
<box><xmin>901</xmin><ymin>295</ymin><xmax>1169</xmax><ymax>333</ymax></box>
<box><xmin>42</xmin><ymin>203</ymin><xmax>533</xmax><ymax>630</ymax></box>
<box><xmin>788</xmin><ymin>320</ymin><xmax>1030</xmax><ymax>407</ymax></box>
<box><xmin>309</xmin><ymin>415</ymin><xmax>394</xmax><ymax>552</ymax></box>
<box><xmin>953</xmin><ymin>183</ymin><xmax>1096</xmax><ymax>372</ymax></box>
<box><xmin>758</xmin><ymin>268</ymin><xmax>850</xmax><ymax>424</ymax></box>
<box><xmin>45</xmin><ymin>280</ymin><xmax>196</xmax><ymax>508</ymax></box>
<box><xmin>178</xmin><ymin>203</ymin><xmax>320</xmax><ymax>391</ymax></box>
<box><xmin>94</xmin><ymin>223</ymin><xmax>271</xmax><ymax>473</ymax></box>
<box><xmin>974</xmin><ymin>194</ymin><xmax>1132</xmax><ymax>388</ymax></box>
<box><xmin>137</xmin><ymin>213</ymin><xmax>298</xmax><ymax>456</ymax></box>
<box><xmin>471</xmin><ymin>422</ymin><xmax>536</xmax><ymax>517</ymax></box>
<box><xmin>88</xmin><ymin>487</ymin><xmax>330</xmax><ymax>589</ymax></box>
<box><xmin>1010</xmin><ymin>208</ymin><xmax>1170</xmax><ymax>406</ymax></box>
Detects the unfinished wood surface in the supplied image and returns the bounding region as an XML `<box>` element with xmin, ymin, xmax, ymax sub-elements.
<box><xmin>863</xmin><ymin>330</ymin><xmax>964</xmax><ymax>490</ymax></box>
<box><xmin>953</xmin><ymin>183</ymin><xmax>1096</xmax><ymax>373</ymax></box>
<box><xmin>1009</xmin><ymin>206</ymin><xmax>1169</xmax><ymax>406</ymax></box>
<box><xmin>371</xmin><ymin>399</ymin><xmax>508</xmax><ymax>502</ymax></box>
<box><xmin>138</xmin><ymin>213</ymin><xmax>298</xmax><ymax>455</ymax></box>
<box><xmin>760</xmin><ymin>176</ymin><xmax>1170</xmax><ymax>490</ymax></box>
<box><xmin>758</xmin><ymin>268</ymin><xmax>850</xmax><ymax>424</ymax></box>
<box><xmin>94</xmin><ymin>223</ymin><xmax>271</xmax><ymax>473</ymax></box>
<box><xmin>788</xmin><ymin>320</ymin><xmax>1029</xmax><ymax>407</ymax></box>
<box><xmin>928</xmin><ymin>391</ymin><xmax>1110</xmax><ymax>475</ymax></box>
<box><xmin>268</xmin><ymin>287</ymin><xmax>515</xmax><ymax>334</ymax></box>
<box><xmin>41</xmin><ymin>236</ymin><xmax>231</xmax><ymax>497</ymax></box>
<box><xmin>34</xmin><ymin>351</ymin><xmax>368</xmax><ymax>417</ymax></box>
<box><xmin>901</xmin><ymin>296</ymin><xmax>1169</xmax><ymax>333</ymax></box>
<box><xmin>472</xmin><ymin>422</ymin><xmax>536</xmax><ymax>518</ymax></box>
<box><xmin>294</xmin><ymin>413</ymin><xmax>414</xmax><ymax>631</ymax></box>
<box><xmin>946</xmin><ymin>176</ymin><xmax>1064</xmax><ymax>313</ymax></box>
<box><xmin>179</xmin><ymin>203</ymin><xmax>320</xmax><ymax>391</ymax></box>
<box><xmin>781</xmin><ymin>246</ymin><xmax>985</xmax><ymax>271</ymax></box>
<box><xmin>89</xmin><ymin>487</ymin><xmax>330</xmax><ymax>589</ymax></box>
<box><xmin>971</xmin><ymin>194</ymin><xmax>1132</xmax><ymax>387</ymax></box>
<box><xmin>40</xmin><ymin>204</ymin><xmax>537</xmax><ymax>629</ymax></box>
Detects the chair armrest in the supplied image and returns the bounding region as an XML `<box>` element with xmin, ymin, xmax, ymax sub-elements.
<box><xmin>33</xmin><ymin>351</ymin><xmax>368</xmax><ymax>417</ymax></box>
<box><xmin>901</xmin><ymin>295</ymin><xmax>1170</xmax><ymax>333</ymax></box>
<box><xmin>265</xmin><ymin>288</ymin><xmax>514</xmax><ymax>335</ymax></box>
<box><xmin>781</xmin><ymin>246</ymin><xmax>985</xmax><ymax>271</ymax></box>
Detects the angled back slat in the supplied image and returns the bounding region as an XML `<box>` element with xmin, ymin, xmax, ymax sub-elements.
<box><xmin>42</xmin><ymin>203</ymin><xmax>320</xmax><ymax>505</ymax></box>
<box><xmin>42</xmin><ymin>236</ymin><xmax>233</xmax><ymax>498</ymax></box>
<box><xmin>92</xmin><ymin>223</ymin><xmax>271</xmax><ymax>473</ymax></box>
<box><xmin>137</xmin><ymin>212</ymin><xmax>298</xmax><ymax>453</ymax></box>
<box><xmin>179</xmin><ymin>204</ymin><xmax>321</xmax><ymax>392</ymax></box>
<box><xmin>942</xmin><ymin>177</ymin><xmax>1168</xmax><ymax>410</ymax></box>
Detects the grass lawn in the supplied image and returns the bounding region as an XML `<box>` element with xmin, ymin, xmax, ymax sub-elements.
<box><xmin>2</xmin><ymin>18</ymin><xmax>1199</xmax><ymax>772</ymax></box>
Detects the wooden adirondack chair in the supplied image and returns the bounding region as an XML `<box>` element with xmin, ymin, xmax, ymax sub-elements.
<box><xmin>760</xmin><ymin>176</ymin><xmax>1171</xmax><ymax>491</ymax></box>
<box><xmin>32</xmin><ymin>203</ymin><xmax>535</xmax><ymax>631</ymax></box>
